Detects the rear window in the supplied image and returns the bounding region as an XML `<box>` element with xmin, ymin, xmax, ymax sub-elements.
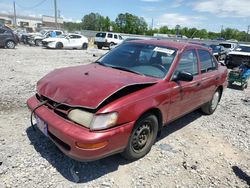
<box><xmin>96</xmin><ymin>32</ymin><xmax>106</xmax><ymax>38</ymax></box>
<box><xmin>219</xmin><ymin>43</ymin><xmax>231</xmax><ymax>48</ymax></box>
<box><xmin>108</xmin><ymin>33</ymin><xmax>113</xmax><ymax>38</ymax></box>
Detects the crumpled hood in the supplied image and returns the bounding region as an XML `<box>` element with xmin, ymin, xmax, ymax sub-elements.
<box><xmin>37</xmin><ymin>63</ymin><xmax>158</xmax><ymax>109</ymax></box>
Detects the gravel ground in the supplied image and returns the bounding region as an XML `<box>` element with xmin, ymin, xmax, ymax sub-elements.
<box><xmin>0</xmin><ymin>45</ymin><xmax>249</xmax><ymax>188</ymax></box>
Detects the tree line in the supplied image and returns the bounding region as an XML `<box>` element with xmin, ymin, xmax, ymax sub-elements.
<box><xmin>64</xmin><ymin>12</ymin><xmax>250</xmax><ymax>42</ymax></box>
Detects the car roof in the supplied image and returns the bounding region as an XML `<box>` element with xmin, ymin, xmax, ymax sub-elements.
<box><xmin>129</xmin><ymin>39</ymin><xmax>207</xmax><ymax>50</ymax></box>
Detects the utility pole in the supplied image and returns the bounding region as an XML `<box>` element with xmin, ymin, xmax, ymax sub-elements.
<box><xmin>246</xmin><ymin>25</ymin><xmax>250</xmax><ymax>41</ymax></box>
<box><xmin>54</xmin><ymin>0</ymin><xmax>58</xmax><ymax>29</ymax></box>
<box><xmin>151</xmin><ymin>18</ymin><xmax>154</xmax><ymax>29</ymax></box>
<box><xmin>220</xmin><ymin>25</ymin><xmax>223</xmax><ymax>37</ymax></box>
<box><xmin>13</xmin><ymin>1</ymin><xmax>17</xmax><ymax>27</ymax></box>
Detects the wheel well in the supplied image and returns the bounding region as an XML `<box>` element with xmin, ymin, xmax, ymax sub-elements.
<box><xmin>217</xmin><ymin>86</ymin><xmax>223</xmax><ymax>102</ymax></box>
<box><xmin>5</xmin><ymin>40</ymin><xmax>15</xmax><ymax>45</ymax></box>
<box><xmin>138</xmin><ymin>108</ymin><xmax>163</xmax><ymax>133</ymax></box>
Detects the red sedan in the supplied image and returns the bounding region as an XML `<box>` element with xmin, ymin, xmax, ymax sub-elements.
<box><xmin>27</xmin><ymin>40</ymin><xmax>228</xmax><ymax>161</ymax></box>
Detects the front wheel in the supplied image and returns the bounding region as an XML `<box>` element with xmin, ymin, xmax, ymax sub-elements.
<box><xmin>201</xmin><ymin>90</ymin><xmax>221</xmax><ymax>115</ymax></box>
<box><xmin>109</xmin><ymin>42</ymin><xmax>115</xmax><ymax>49</ymax></box>
<box><xmin>97</xmin><ymin>45</ymin><xmax>102</xmax><ymax>49</ymax></box>
<box><xmin>35</xmin><ymin>39</ymin><xmax>42</xmax><ymax>46</ymax></box>
<box><xmin>121</xmin><ymin>113</ymin><xmax>158</xmax><ymax>160</ymax></box>
<box><xmin>55</xmin><ymin>42</ymin><xmax>63</xmax><ymax>49</ymax></box>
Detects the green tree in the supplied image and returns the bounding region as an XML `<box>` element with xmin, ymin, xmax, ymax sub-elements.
<box><xmin>159</xmin><ymin>26</ymin><xmax>169</xmax><ymax>34</ymax></box>
<box><xmin>115</xmin><ymin>13</ymin><xmax>148</xmax><ymax>34</ymax></box>
<box><xmin>82</xmin><ymin>12</ymin><xmax>106</xmax><ymax>30</ymax></box>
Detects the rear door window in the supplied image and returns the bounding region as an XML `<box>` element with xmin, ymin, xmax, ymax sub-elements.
<box><xmin>96</xmin><ymin>32</ymin><xmax>106</xmax><ymax>38</ymax></box>
<box><xmin>107</xmin><ymin>33</ymin><xmax>113</xmax><ymax>38</ymax></box>
<box><xmin>198</xmin><ymin>50</ymin><xmax>217</xmax><ymax>73</ymax></box>
<box><xmin>114</xmin><ymin>34</ymin><xmax>118</xmax><ymax>39</ymax></box>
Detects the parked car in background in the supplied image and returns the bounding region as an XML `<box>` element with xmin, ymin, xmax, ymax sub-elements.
<box><xmin>219</xmin><ymin>42</ymin><xmax>237</xmax><ymax>52</ymax></box>
<box><xmin>42</xmin><ymin>33</ymin><xmax>88</xmax><ymax>49</ymax></box>
<box><xmin>209</xmin><ymin>44</ymin><xmax>227</xmax><ymax>61</ymax></box>
<box><xmin>110</xmin><ymin>37</ymin><xmax>154</xmax><ymax>49</ymax></box>
<box><xmin>28</xmin><ymin>29</ymin><xmax>64</xmax><ymax>46</ymax></box>
<box><xmin>0</xmin><ymin>25</ymin><xmax>19</xmax><ymax>49</ymax></box>
<box><xmin>94</xmin><ymin>32</ymin><xmax>123</xmax><ymax>49</ymax></box>
<box><xmin>27</xmin><ymin>40</ymin><xmax>228</xmax><ymax>161</ymax></box>
<box><xmin>225</xmin><ymin>44</ymin><xmax>250</xmax><ymax>68</ymax></box>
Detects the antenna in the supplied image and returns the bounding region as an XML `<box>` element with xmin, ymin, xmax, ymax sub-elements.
<box><xmin>180</xmin><ymin>29</ymin><xmax>199</xmax><ymax>53</ymax></box>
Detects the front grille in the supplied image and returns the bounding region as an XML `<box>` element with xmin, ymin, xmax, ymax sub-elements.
<box><xmin>35</xmin><ymin>94</ymin><xmax>70</xmax><ymax>119</ymax></box>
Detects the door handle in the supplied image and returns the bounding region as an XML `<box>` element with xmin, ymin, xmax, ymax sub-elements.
<box><xmin>215</xmin><ymin>77</ymin><xmax>219</xmax><ymax>80</ymax></box>
<box><xmin>196</xmin><ymin>82</ymin><xmax>201</xmax><ymax>87</ymax></box>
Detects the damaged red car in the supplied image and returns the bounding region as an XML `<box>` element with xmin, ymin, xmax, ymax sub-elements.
<box><xmin>27</xmin><ymin>40</ymin><xmax>228</xmax><ymax>161</ymax></box>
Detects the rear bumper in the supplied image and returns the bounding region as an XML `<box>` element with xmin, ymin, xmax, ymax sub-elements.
<box><xmin>27</xmin><ymin>95</ymin><xmax>134</xmax><ymax>161</ymax></box>
<box><xmin>94</xmin><ymin>41</ymin><xmax>110</xmax><ymax>47</ymax></box>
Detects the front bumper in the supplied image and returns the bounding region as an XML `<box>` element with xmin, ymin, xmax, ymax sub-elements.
<box><xmin>27</xmin><ymin>95</ymin><xmax>134</xmax><ymax>161</ymax></box>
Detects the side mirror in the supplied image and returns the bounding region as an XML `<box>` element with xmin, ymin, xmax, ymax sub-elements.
<box><xmin>173</xmin><ymin>71</ymin><xmax>193</xmax><ymax>82</ymax></box>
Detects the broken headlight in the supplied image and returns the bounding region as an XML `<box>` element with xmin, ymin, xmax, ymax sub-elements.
<box><xmin>68</xmin><ymin>109</ymin><xmax>118</xmax><ymax>131</ymax></box>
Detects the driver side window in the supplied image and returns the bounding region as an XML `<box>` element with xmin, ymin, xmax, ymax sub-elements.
<box><xmin>175</xmin><ymin>49</ymin><xmax>198</xmax><ymax>76</ymax></box>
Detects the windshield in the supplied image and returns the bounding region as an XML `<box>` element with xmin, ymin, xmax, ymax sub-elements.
<box><xmin>97</xmin><ymin>43</ymin><xmax>177</xmax><ymax>79</ymax></box>
<box><xmin>40</xmin><ymin>30</ymin><xmax>47</xmax><ymax>35</ymax></box>
<box><xmin>235</xmin><ymin>45</ymin><xmax>250</xmax><ymax>53</ymax></box>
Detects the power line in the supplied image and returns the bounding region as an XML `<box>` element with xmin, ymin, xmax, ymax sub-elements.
<box><xmin>15</xmin><ymin>0</ymin><xmax>48</xmax><ymax>10</ymax></box>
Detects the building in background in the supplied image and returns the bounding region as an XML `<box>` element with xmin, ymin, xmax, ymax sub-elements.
<box><xmin>0</xmin><ymin>13</ymin><xmax>63</xmax><ymax>31</ymax></box>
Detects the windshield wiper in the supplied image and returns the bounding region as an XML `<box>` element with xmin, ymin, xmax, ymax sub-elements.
<box><xmin>110</xmin><ymin>66</ymin><xmax>145</xmax><ymax>76</ymax></box>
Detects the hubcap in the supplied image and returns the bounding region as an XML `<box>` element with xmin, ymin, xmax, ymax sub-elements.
<box><xmin>132</xmin><ymin>122</ymin><xmax>152</xmax><ymax>153</ymax></box>
<box><xmin>211</xmin><ymin>91</ymin><xmax>219</xmax><ymax>110</ymax></box>
<box><xmin>7</xmin><ymin>41</ymin><xmax>14</xmax><ymax>48</ymax></box>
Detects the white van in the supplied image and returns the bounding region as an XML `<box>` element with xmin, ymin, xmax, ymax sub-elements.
<box><xmin>94</xmin><ymin>32</ymin><xmax>123</xmax><ymax>49</ymax></box>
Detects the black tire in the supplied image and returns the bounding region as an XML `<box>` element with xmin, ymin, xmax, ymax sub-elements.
<box><xmin>228</xmin><ymin>81</ymin><xmax>233</xmax><ymax>88</ymax></box>
<box><xmin>109</xmin><ymin>42</ymin><xmax>115</xmax><ymax>49</ymax></box>
<box><xmin>5</xmin><ymin>40</ymin><xmax>15</xmax><ymax>49</ymax></box>
<box><xmin>56</xmin><ymin>42</ymin><xmax>63</xmax><ymax>49</ymax></box>
<box><xmin>97</xmin><ymin>45</ymin><xmax>102</xmax><ymax>49</ymax></box>
<box><xmin>121</xmin><ymin>113</ymin><xmax>158</xmax><ymax>160</ymax></box>
<box><xmin>35</xmin><ymin>39</ymin><xmax>42</xmax><ymax>46</ymax></box>
<box><xmin>82</xmin><ymin>43</ymin><xmax>88</xmax><ymax>50</ymax></box>
<box><xmin>201</xmin><ymin>89</ymin><xmax>221</xmax><ymax>115</ymax></box>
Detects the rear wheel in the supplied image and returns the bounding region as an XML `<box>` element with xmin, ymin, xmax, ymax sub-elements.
<box><xmin>82</xmin><ymin>43</ymin><xmax>88</xmax><ymax>50</ymax></box>
<box><xmin>97</xmin><ymin>45</ymin><xmax>102</xmax><ymax>49</ymax></box>
<box><xmin>56</xmin><ymin>42</ymin><xmax>63</xmax><ymax>49</ymax></box>
<box><xmin>121</xmin><ymin>113</ymin><xmax>158</xmax><ymax>160</ymax></box>
<box><xmin>5</xmin><ymin>40</ymin><xmax>15</xmax><ymax>49</ymax></box>
<box><xmin>201</xmin><ymin>89</ymin><xmax>221</xmax><ymax>115</ymax></box>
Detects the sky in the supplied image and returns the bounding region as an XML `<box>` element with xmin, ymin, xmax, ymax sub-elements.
<box><xmin>0</xmin><ymin>0</ymin><xmax>250</xmax><ymax>32</ymax></box>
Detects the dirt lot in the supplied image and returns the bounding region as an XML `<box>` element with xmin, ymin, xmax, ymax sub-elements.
<box><xmin>0</xmin><ymin>45</ymin><xmax>249</xmax><ymax>188</ymax></box>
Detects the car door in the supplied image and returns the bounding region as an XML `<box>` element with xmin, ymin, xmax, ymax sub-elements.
<box><xmin>0</xmin><ymin>28</ymin><xmax>7</xmax><ymax>46</ymax></box>
<box><xmin>167</xmin><ymin>49</ymin><xmax>203</xmax><ymax>121</ymax></box>
<box><xmin>197</xmin><ymin>49</ymin><xmax>219</xmax><ymax>104</ymax></box>
<box><xmin>68</xmin><ymin>35</ymin><xmax>81</xmax><ymax>48</ymax></box>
